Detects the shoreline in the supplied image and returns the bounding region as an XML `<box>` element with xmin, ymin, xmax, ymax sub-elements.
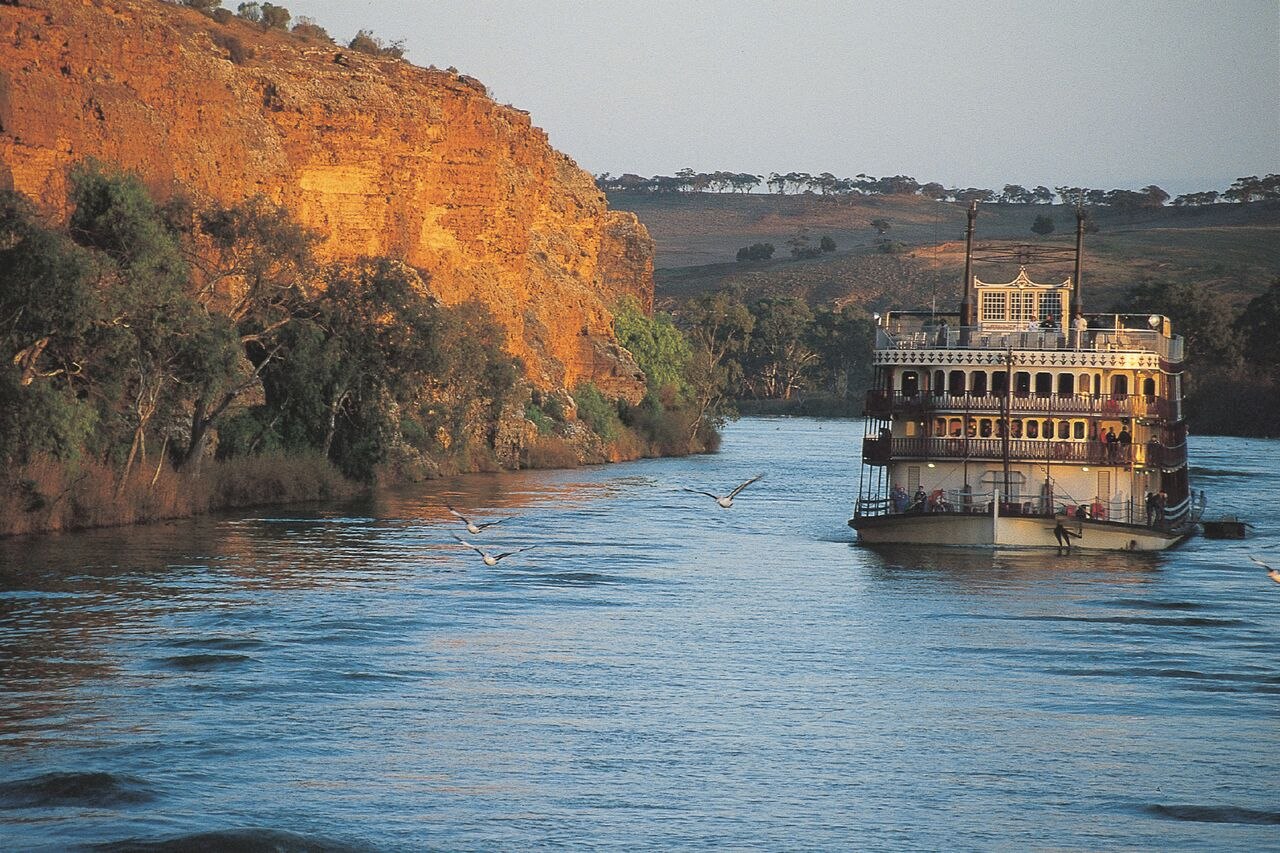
<box><xmin>0</xmin><ymin>434</ymin><xmax>715</xmax><ymax>541</ymax></box>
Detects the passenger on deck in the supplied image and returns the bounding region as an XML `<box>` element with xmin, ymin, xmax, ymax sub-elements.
<box><xmin>1091</xmin><ymin>497</ymin><xmax>1107</xmax><ymax>519</ymax></box>
<box><xmin>1072</xmin><ymin>314</ymin><xmax>1088</xmax><ymax>349</ymax></box>
<box><xmin>912</xmin><ymin>485</ymin><xmax>927</xmax><ymax>513</ymax></box>
<box><xmin>890</xmin><ymin>483</ymin><xmax>909</xmax><ymax>513</ymax></box>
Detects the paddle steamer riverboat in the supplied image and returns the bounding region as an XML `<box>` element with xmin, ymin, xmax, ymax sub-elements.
<box><xmin>850</xmin><ymin>205</ymin><xmax>1198</xmax><ymax>551</ymax></box>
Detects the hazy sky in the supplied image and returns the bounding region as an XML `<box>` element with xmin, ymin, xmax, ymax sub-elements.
<box><xmin>285</xmin><ymin>0</ymin><xmax>1278</xmax><ymax>195</ymax></box>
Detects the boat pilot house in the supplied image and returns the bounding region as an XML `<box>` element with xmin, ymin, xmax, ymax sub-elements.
<box><xmin>852</xmin><ymin>204</ymin><xmax>1197</xmax><ymax>551</ymax></box>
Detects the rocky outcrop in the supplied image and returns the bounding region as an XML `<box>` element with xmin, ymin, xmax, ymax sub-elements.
<box><xmin>0</xmin><ymin>0</ymin><xmax>651</xmax><ymax>400</ymax></box>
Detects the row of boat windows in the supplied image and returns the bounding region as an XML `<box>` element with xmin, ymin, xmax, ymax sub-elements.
<box><xmin>979</xmin><ymin>290</ymin><xmax>1067</xmax><ymax>323</ymax></box>
<box><xmin>898</xmin><ymin>370</ymin><xmax>1158</xmax><ymax>397</ymax></box>
<box><xmin>909</xmin><ymin>417</ymin><xmax>1109</xmax><ymax>440</ymax></box>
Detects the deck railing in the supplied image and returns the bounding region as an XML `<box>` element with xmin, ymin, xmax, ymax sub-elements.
<box><xmin>856</xmin><ymin>489</ymin><xmax>1203</xmax><ymax>527</ymax></box>
<box><xmin>876</xmin><ymin>321</ymin><xmax>1185</xmax><ymax>362</ymax></box>
<box><xmin>864</xmin><ymin>391</ymin><xmax>1173</xmax><ymax>420</ymax></box>
<box><xmin>861</xmin><ymin>436</ymin><xmax>1189</xmax><ymax>469</ymax></box>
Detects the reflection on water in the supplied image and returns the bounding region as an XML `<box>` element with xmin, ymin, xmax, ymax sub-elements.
<box><xmin>1</xmin><ymin>419</ymin><xmax>1278</xmax><ymax>850</ymax></box>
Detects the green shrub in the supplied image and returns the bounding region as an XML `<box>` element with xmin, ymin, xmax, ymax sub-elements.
<box><xmin>571</xmin><ymin>382</ymin><xmax>620</xmax><ymax>440</ymax></box>
<box><xmin>613</xmin><ymin>297</ymin><xmax>690</xmax><ymax>398</ymax></box>
<box><xmin>260</xmin><ymin>2</ymin><xmax>290</xmax><ymax>29</ymax></box>
<box><xmin>525</xmin><ymin>402</ymin><xmax>553</xmax><ymax>435</ymax></box>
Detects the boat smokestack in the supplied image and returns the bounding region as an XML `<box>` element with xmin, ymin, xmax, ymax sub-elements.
<box><xmin>1072</xmin><ymin>203</ymin><xmax>1085</xmax><ymax>318</ymax></box>
<box><xmin>960</xmin><ymin>201</ymin><xmax>978</xmax><ymax>327</ymax></box>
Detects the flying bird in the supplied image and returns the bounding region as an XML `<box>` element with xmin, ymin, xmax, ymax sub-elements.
<box><xmin>683</xmin><ymin>474</ymin><xmax>763</xmax><ymax>509</ymax></box>
<box><xmin>1248</xmin><ymin>555</ymin><xmax>1280</xmax><ymax>584</ymax></box>
<box><xmin>446</xmin><ymin>503</ymin><xmax>514</xmax><ymax>535</ymax></box>
<box><xmin>452</xmin><ymin>534</ymin><xmax>535</xmax><ymax>567</ymax></box>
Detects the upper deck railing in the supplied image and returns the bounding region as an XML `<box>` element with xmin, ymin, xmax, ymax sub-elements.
<box><xmin>876</xmin><ymin>313</ymin><xmax>1185</xmax><ymax>362</ymax></box>
<box><xmin>865</xmin><ymin>391</ymin><xmax>1174</xmax><ymax>420</ymax></box>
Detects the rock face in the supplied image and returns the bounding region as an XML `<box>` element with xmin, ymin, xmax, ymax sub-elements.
<box><xmin>0</xmin><ymin>0</ymin><xmax>651</xmax><ymax>400</ymax></box>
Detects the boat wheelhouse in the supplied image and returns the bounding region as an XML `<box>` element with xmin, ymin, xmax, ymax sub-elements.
<box><xmin>850</xmin><ymin>205</ymin><xmax>1198</xmax><ymax>551</ymax></box>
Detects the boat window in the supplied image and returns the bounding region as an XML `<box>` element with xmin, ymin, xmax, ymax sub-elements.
<box><xmin>905</xmin><ymin>420</ymin><xmax>918</xmax><ymax>437</ymax></box>
<box><xmin>902</xmin><ymin>371</ymin><xmax>919</xmax><ymax>395</ymax></box>
<box><xmin>1026</xmin><ymin>420</ymin><xmax>1039</xmax><ymax>439</ymax></box>
<box><xmin>1057</xmin><ymin>373</ymin><xmax>1074</xmax><ymax>395</ymax></box>
<box><xmin>949</xmin><ymin>418</ymin><xmax>962</xmax><ymax>437</ymax></box>
<box><xmin>1011</xmin><ymin>420</ymin><xmax>1022</xmax><ymax>438</ymax></box>
<box><xmin>1039</xmin><ymin>291</ymin><xmax>1064</xmax><ymax>324</ymax></box>
<box><xmin>966</xmin><ymin>418</ymin><xmax>977</xmax><ymax>437</ymax></box>
<box><xmin>934</xmin><ymin>417</ymin><xmax>946</xmax><ymax>436</ymax></box>
<box><xmin>949</xmin><ymin>370</ymin><xmax>966</xmax><ymax>395</ymax></box>
<box><xmin>1078</xmin><ymin>372</ymin><xmax>1092</xmax><ymax>396</ymax></box>
<box><xmin>1043</xmin><ymin>420</ymin><xmax>1054</xmax><ymax>439</ymax></box>
<box><xmin>933</xmin><ymin>370</ymin><xmax>945</xmax><ymax>396</ymax></box>
<box><xmin>1074</xmin><ymin>421</ymin><xmax>1085</xmax><ymax>439</ymax></box>
<box><xmin>995</xmin><ymin>418</ymin><xmax>1006</xmax><ymax>438</ymax></box>
<box><xmin>1111</xmin><ymin>375</ymin><xmax>1128</xmax><ymax>398</ymax></box>
<box><xmin>970</xmin><ymin>371</ymin><xmax>988</xmax><ymax>396</ymax></box>
<box><xmin>980</xmin><ymin>418</ymin><xmax>992</xmax><ymax>438</ymax></box>
<box><xmin>1012</xmin><ymin>291</ymin><xmax>1036</xmax><ymax>323</ymax></box>
<box><xmin>1035</xmin><ymin>372</ymin><xmax>1052</xmax><ymax>395</ymax></box>
<box><xmin>1014</xmin><ymin>372</ymin><xmax>1031</xmax><ymax>396</ymax></box>
<box><xmin>981</xmin><ymin>291</ymin><xmax>1007</xmax><ymax>322</ymax></box>
<box><xmin>1142</xmin><ymin>377</ymin><xmax>1155</xmax><ymax>396</ymax></box>
<box><xmin>991</xmin><ymin>371</ymin><xmax>1008</xmax><ymax>396</ymax></box>
<box><xmin>1057</xmin><ymin>420</ymin><xmax>1071</xmax><ymax>439</ymax></box>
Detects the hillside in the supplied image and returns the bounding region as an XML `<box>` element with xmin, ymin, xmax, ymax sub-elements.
<box><xmin>608</xmin><ymin>192</ymin><xmax>1280</xmax><ymax>313</ymax></box>
<box><xmin>1</xmin><ymin>0</ymin><xmax>653</xmax><ymax>400</ymax></box>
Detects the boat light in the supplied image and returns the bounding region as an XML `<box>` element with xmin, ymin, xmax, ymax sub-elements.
<box><xmin>1148</xmin><ymin>314</ymin><xmax>1160</xmax><ymax>328</ymax></box>
<box><xmin>1081</xmin><ymin>466</ymin><xmax>1089</xmax><ymax>472</ymax></box>
<box><xmin>927</xmin><ymin>462</ymin><xmax>936</xmax><ymax>468</ymax></box>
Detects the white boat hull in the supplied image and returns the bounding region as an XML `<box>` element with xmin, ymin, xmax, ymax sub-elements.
<box><xmin>850</xmin><ymin>512</ymin><xmax>1190</xmax><ymax>551</ymax></box>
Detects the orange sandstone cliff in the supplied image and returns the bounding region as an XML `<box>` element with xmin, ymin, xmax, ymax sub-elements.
<box><xmin>0</xmin><ymin>0</ymin><xmax>652</xmax><ymax>400</ymax></box>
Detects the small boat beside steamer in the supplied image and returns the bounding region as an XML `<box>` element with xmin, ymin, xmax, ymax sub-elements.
<box><xmin>850</xmin><ymin>204</ymin><xmax>1201</xmax><ymax>551</ymax></box>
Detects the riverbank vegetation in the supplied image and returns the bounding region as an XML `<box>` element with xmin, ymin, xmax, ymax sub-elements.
<box><xmin>0</xmin><ymin>161</ymin><xmax>719</xmax><ymax>536</ymax></box>
<box><xmin>1117</xmin><ymin>276</ymin><xmax>1280</xmax><ymax>437</ymax></box>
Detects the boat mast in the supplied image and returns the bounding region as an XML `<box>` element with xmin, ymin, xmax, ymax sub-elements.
<box><xmin>1071</xmin><ymin>202</ymin><xmax>1085</xmax><ymax>319</ymax></box>
<box><xmin>1002</xmin><ymin>344</ymin><xmax>1014</xmax><ymax>505</ymax></box>
<box><xmin>959</xmin><ymin>202</ymin><xmax>978</xmax><ymax>343</ymax></box>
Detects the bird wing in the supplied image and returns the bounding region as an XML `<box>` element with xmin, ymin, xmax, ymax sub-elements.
<box><xmin>476</xmin><ymin>516</ymin><xmax>515</xmax><ymax>531</ymax></box>
<box><xmin>494</xmin><ymin>545</ymin><xmax>536</xmax><ymax>562</ymax></box>
<box><xmin>1249</xmin><ymin>555</ymin><xmax>1274</xmax><ymax>571</ymax></box>
<box><xmin>451</xmin><ymin>534</ymin><xmax>486</xmax><ymax>556</ymax></box>
<box><xmin>682</xmin><ymin>487</ymin><xmax>722</xmax><ymax>500</ymax></box>
<box><xmin>445</xmin><ymin>503</ymin><xmax>470</xmax><ymax>525</ymax></box>
<box><xmin>728</xmin><ymin>474</ymin><xmax>763</xmax><ymax>499</ymax></box>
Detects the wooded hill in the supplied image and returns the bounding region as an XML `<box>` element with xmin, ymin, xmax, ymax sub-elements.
<box><xmin>607</xmin><ymin>192</ymin><xmax>1280</xmax><ymax>314</ymax></box>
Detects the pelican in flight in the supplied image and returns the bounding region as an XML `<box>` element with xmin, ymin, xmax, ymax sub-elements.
<box><xmin>446</xmin><ymin>503</ymin><xmax>514</xmax><ymax>535</ymax></box>
<box><xmin>683</xmin><ymin>474</ymin><xmax>763</xmax><ymax>509</ymax></box>
<box><xmin>452</xmin><ymin>534</ymin><xmax>535</xmax><ymax>567</ymax></box>
<box><xmin>1248</xmin><ymin>555</ymin><xmax>1280</xmax><ymax>584</ymax></box>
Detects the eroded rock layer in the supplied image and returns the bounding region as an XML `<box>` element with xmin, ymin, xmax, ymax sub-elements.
<box><xmin>0</xmin><ymin>0</ymin><xmax>651</xmax><ymax>399</ymax></box>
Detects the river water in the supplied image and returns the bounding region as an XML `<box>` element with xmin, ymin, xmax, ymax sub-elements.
<box><xmin>1</xmin><ymin>417</ymin><xmax>1277</xmax><ymax>851</ymax></box>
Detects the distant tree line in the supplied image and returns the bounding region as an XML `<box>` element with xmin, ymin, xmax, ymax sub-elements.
<box><xmin>597</xmin><ymin>170</ymin><xmax>1280</xmax><ymax>209</ymax></box>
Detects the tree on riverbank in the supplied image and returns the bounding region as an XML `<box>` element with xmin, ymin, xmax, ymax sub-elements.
<box><xmin>0</xmin><ymin>159</ymin><xmax>723</xmax><ymax>535</ymax></box>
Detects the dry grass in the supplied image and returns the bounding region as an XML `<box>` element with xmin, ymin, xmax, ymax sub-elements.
<box><xmin>521</xmin><ymin>434</ymin><xmax>582</xmax><ymax>469</ymax></box>
<box><xmin>0</xmin><ymin>453</ymin><xmax>359</xmax><ymax>538</ymax></box>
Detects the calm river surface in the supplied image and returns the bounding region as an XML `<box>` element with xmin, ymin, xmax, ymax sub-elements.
<box><xmin>1</xmin><ymin>418</ymin><xmax>1278</xmax><ymax>851</ymax></box>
